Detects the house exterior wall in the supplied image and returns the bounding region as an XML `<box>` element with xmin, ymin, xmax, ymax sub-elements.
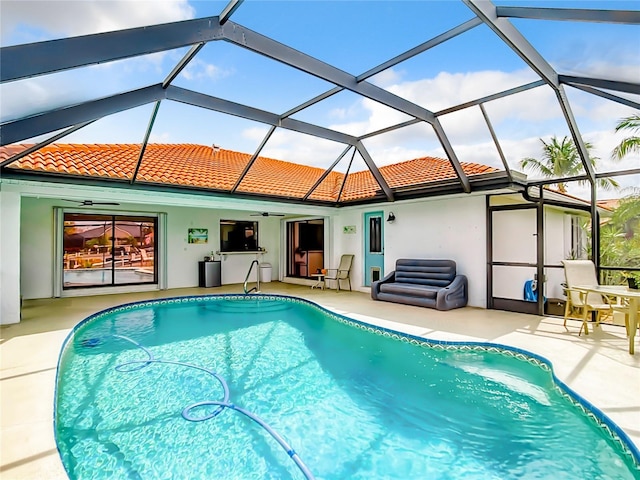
<box><xmin>18</xmin><ymin>197</ymin><xmax>282</xmax><ymax>300</ymax></box>
<box><xmin>4</xmin><ymin>179</ymin><xmax>584</xmax><ymax>322</ymax></box>
<box><xmin>334</xmin><ymin>195</ymin><xmax>488</xmax><ymax>308</ymax></box>
<box><xmin>0</xmin><ymin>190</ymin><xmax>21</xmax><ymax>324</ymax></box>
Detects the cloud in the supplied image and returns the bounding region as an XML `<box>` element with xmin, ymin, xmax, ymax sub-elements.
<box><xmin>180</xmin><ymin>59</ymin><xmax>235</xmax><ymax>82</ymax></box>
<box><xmin>1</xmin><ymin>1</ymin><xmax>195</xmax><ymax>43</ymax></box>
<box><xmin>385</xmin><ymin>68</ymin><xmax>541</xmax><ymax>114</ymax></box>
<box><xmin>0</xmin><ymin>52</ymin><xmax>171</xmax><ymax>124</ymax></box>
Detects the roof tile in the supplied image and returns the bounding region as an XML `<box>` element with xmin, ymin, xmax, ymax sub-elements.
<box><xmin>2</xmin><ymin>144</ymin><xmax>498</xmax><ymax>201</ymax></box>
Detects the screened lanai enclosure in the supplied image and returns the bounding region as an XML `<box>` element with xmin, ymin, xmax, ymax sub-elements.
<box><xmin>1</xmin><ymin>0</ymin><xmax>639</xmax><ymax>318</ymax></box>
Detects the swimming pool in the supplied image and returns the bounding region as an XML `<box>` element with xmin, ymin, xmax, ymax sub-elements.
<box><xmin>55</xmin><ymin>295</ymin><xmax>640</xmax><ymax>479</ymax></box>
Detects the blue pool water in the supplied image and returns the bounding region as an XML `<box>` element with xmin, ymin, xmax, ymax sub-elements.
<box><xmin>55</xmin><ymin>295</ymin><xmax>640</xmax><ymax>479</ymax></box>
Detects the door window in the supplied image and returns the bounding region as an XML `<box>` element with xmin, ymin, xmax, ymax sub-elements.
<box><xmin>369</xmin><ymin>216</ymin><xmax>382</xmax><ymax>253</ymax></box>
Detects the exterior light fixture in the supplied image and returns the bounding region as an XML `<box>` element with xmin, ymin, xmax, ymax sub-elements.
<box><xmin>387</xmin><ymin>212</ymin><xmax>396</xmax><ymax>223</ymax></box>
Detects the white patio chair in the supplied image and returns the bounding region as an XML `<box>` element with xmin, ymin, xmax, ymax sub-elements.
<box><xmin>562</xmin><ymin>260</ymin><xmax>613</xmax><ymax>335</ymax></box>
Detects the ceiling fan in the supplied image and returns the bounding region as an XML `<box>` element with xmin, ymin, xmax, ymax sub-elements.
<box><xmin>61</xmin><ymin>199</ymin><xmax>121</xmax><ymax>206</ymax></box>
<box><xmin>250</xmin><ymin>212</ymin><xmax>285</xmax><ymax>217</ymax></box>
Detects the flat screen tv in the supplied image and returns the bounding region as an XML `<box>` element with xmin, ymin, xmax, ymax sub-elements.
<box><xmin>220</xmin><ymin>220</ymin><xmax>259</xmax><ymax>252</ymax></box>
<box><xmin>299</xmin><ymin>223</ymin><xmax>323</xmax><ymax>251</ymax></box>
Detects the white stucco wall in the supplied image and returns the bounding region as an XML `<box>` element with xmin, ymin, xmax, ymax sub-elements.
<box><xmin>7</xmin><ymin>178</ymin><xmax>584</xmax><ymax>316</ymax></box>
<box><xmin>19</xmin><ymin>197</ymin><xmax>282</xmax><ymax>299</ymax></box>
<box><xmin>333</xmin><ymin>194</ymin><xmax>488</xmax><ymax>308</ymax></box>
<box><xmin>0</xmin><ymin>190</ymin><xmax>21</xmax><ymax>324</ymax></box>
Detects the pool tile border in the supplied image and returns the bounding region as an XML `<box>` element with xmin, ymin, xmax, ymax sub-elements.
<box><xmin>58</xmin><ymin>293</ymin><xmax>640</xmax><ymax>472</ymax></box>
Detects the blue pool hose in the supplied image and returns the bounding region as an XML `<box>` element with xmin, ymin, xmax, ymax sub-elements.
<box><xmin>107</xmin><ymin>335</ymin><xmax>315</xmax><ymax>480</ymax></box>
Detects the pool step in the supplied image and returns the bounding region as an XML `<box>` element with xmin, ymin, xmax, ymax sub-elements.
<box><xmin>199</xmin><ymin>300</ymin><xmax>292</xmax><ymax>314</ymax></box>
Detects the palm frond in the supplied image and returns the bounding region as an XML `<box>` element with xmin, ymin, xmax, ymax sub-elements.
<box><xmin>612</xmin><ymin>137</ymin><xmax>640</xmax><ymax>160</ymax></box>
<box><xmin>614</xmin><ymin>114</ymin><xmax>640</xmax><ymax>134</ymax></box>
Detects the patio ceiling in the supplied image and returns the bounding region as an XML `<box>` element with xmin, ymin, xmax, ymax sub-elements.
<box><xmin>0</xmin><ymin>0</ymin><xmax>638</xmax><ymax>207</ymax></box>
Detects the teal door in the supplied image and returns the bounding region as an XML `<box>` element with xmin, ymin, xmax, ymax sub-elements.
<box><xmin>364</xmin><ymin>211</ymin><xmax>384</xmax><ymax>286</ymax></box>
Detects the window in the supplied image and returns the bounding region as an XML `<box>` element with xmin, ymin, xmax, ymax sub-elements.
<box><xmin>220</xmin><ymin>220</ymin><xmax>259</xmax><ymax>251</ymax></box>
<box><xmin>63</xmin><ymin>213</ymin><xmax>157</xmax><ymax>289</ymax></box>
<box><xmin>570</xmin><ymin>215</ymin><xmax>586</xmax><ymax>259</ymax></box>
<box><xmin>369</xmin><ymin>216</ymin><xmax>382</xmax><ymax>253</ymax></box>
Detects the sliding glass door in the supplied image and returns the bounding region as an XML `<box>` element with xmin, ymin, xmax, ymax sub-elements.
<box><xmin>63</xmin><ymin>213</ymin><xmax>157</xmax><ymax>289</ymax></box>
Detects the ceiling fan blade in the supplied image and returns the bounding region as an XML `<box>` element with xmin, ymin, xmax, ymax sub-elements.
<box><xmin>60</xmin><ymin>199</ymin><xmax>120</xmax><ymax>206</ymax></box>
<box><xmin>250</xmin><ymin>212</ymin><xmax>285</xmax><ymax>217</ymax></box>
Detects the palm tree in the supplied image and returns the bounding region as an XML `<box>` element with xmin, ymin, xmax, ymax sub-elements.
<box><xmin>612</xmin><ymin>114</ymin><xmax>640</xmax><ymax>160</ymax></box>
<box><xmin>520</xmin><ymin>136</ymin><xmax>618</xmax><ymax>193</ymax></box>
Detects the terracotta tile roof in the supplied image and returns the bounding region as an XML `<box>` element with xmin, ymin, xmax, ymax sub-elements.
<box><xmin>596</xmin><ymin>198</ymin><xmax>619</xmax><ymax>211</ymax></box>
<box><xmin>1</xmin><ymin>144</ymin><xmax>498</xmax><ymax>202</ymax></box>
<box><xmin>340</xmin><ymin>157</ymin><xmax>498</xmax><ymax>201</ymax></box>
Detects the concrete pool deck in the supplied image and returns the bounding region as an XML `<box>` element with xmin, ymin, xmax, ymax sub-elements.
<box><xmin>2</xmin><ymin>282</ymin><xmax>639</xmax><ymax>478</ymax></box>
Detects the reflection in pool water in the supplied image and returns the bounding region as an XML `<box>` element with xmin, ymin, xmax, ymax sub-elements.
<box><xmin>55</xmin><ymin>295</ymin><xmax>640</xmax><ymax>479</ymax></box>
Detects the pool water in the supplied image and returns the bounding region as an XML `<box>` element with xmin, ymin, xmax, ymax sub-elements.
<box><xmin>55</xmin><ymin>296</ymin><xmax>640</xmax><ymax>479</ymax></box>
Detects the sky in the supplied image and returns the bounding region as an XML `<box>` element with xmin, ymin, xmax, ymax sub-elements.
<box><xmin>1</xmin><ymin>0</ymin><xmax>639</xmax><ymax>200</ymax></box>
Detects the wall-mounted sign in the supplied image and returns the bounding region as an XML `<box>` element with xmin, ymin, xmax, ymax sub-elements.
<box><xmin>343</xmin><ymin>225</ymin><xmax>356</xmax><ymax>234</ymax></box>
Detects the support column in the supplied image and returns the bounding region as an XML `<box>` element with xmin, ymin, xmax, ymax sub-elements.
<box><xmin>0</xmin><ymin>190</ymin><xmax>21</xmax><ymax>324</ymax></box>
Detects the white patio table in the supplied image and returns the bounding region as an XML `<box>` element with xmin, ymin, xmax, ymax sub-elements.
<box><xmin>575</xmin><ymin>285</ymin><xmax>640</xmax><ymax>355</ymax></box>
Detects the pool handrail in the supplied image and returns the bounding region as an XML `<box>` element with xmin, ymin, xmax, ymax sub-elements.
<box><xmin>243</xmin><ymin>259</ymin><xmax>260</xmax><ymax>294</ymax></box>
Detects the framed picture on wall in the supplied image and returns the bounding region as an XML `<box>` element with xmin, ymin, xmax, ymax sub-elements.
<box><xmin>188</xmin><ymin>228</ymin><xmax>208</xmax><ymax>244</ymax></box>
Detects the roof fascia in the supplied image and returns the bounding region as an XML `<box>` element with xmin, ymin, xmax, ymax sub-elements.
<box><xmin>0</xmin><ymin>84</ymin><xmax>167</xmax><ymax>146</ymax></box>
<box><xmin>0</xmin><ymin>17</ymin><xmax>225</xmax><ymax>83</ymax></box>
<box><xmin>1</xmin><ymin>168</ymin><xmax>527</xmax><ymax>208</ymax></box>
<box><xmin>522</xmin><ymin>187</ymin><xmax>609</xmax><ymax>215</ymax></box>
<box><xmin>496</xmin><ymin>6</ymin><xmax>640</xmax><ymax>24</ymax></box>
<box><xmin>338</xmin><ymin>173</ymin><xmax>525</xmax><ymax>207</ymax></box>
<box><xmin>0</xmin><ymin>170</ymin><xmax>339</xmax><ymax>208</ymax></box>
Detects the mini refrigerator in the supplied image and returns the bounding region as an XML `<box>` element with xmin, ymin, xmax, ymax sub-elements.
<box><xmin>198</xmin><ymin>261</ymin><xmax>221</xmax><ymax>287</ymax></box>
